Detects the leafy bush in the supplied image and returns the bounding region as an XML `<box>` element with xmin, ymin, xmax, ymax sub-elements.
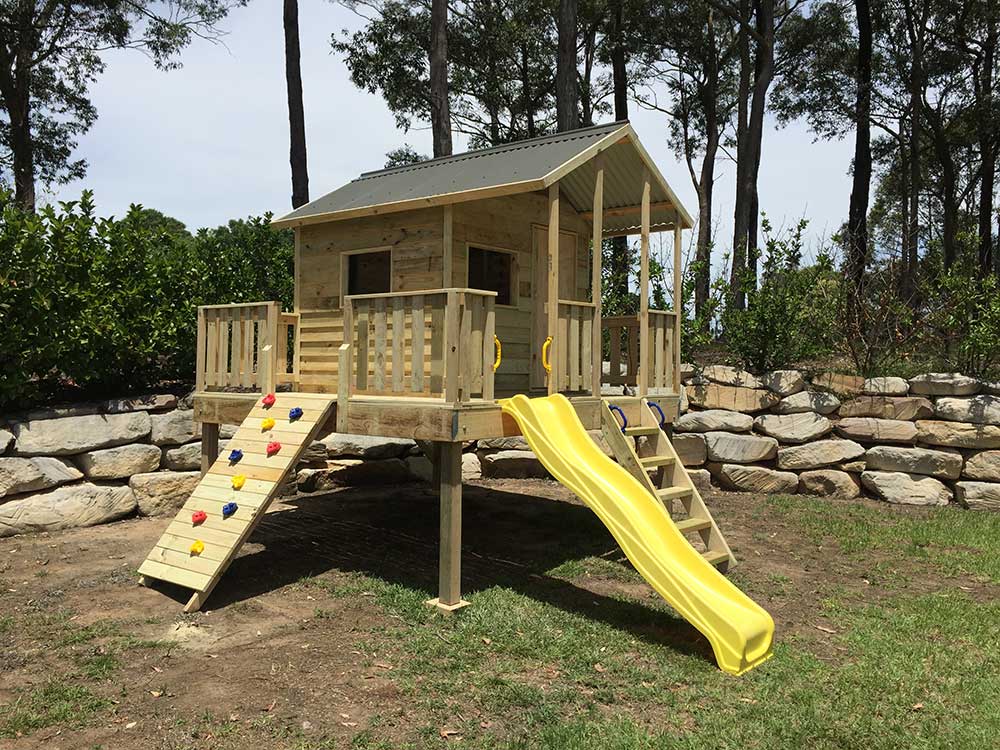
<box><xmin>0</xmin><ymin>191</ymin><xmax>292</xmax><ymax>409</ymax></box>
<box><xmin>921</xmin><ymin>270</ymin><xmax>1000</xmax><ymax>380</ymax></box>
<box><xmin>720</xmin><ymin>218</ymin><xmax>838</xmax><ymax>372</ymax></box>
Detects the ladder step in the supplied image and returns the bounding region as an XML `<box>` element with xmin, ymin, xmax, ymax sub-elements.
<box><xmin>702</xmin><ymin>549</ymin><xmax>730</xmax><ymax>566</ymax></box>
<box><xmin>639</xmin><ymin>455</ymin><xmax>675</xmax><ymax>469</ymax></box>
<box><xmin>674</xmin><ymin>516</ymin><xmax>711</xmax><ymax>533</ymax></box>
<box><xmin>624</xmin><ymin>425</ymin><xmax>661</xmax><ymax>436</ymax></box>
<box><xmin>657</xmin><ymin>486</ymin><xmax>693</xmax><ymax>502</ymax></box>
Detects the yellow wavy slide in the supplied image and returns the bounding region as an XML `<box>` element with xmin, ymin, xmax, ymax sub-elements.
<box><xmin>500</xmin><ymin>394</ymin><xmax>774</xmax><ymax>675</ymax></box>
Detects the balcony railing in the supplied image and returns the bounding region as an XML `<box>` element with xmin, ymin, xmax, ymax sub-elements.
<box><xmin>602</xmin><ymin>310</ymin><xmax>678</xmax><ymax>393</ymax></box>
<box><xmin>196</xmin><ymin>302</ymin><xmax>298</xmax><ymax>393</ymax></box>
<box><xmin>341</xmin><ymin>288</ymin><xmax>497</xmax><ymax>403</ymax></box>
<box><xmin>554</xmin><ymin>299</ymin><xmax>599</xmax><ymax>394</ymax></box>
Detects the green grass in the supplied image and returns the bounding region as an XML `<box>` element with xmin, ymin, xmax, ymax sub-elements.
<box><xmin>0</xmin><ymin>681</ymin><xmax>109</xmax><ymax>738</ymax></box>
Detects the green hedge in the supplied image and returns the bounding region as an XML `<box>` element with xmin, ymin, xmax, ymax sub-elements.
<box><xmin>0</xmin><ymin>191</ymin><xmax>293</xmax><ymax>409</ymax></box>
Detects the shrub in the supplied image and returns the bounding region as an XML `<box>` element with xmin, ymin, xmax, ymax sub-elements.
<box><xmin>921</xmin><ymin>270</ymin><xmax>1000</xmax><ymax>380</ymax></box>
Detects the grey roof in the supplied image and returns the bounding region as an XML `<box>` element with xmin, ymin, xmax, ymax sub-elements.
<box><xmin>272</xmin><ymin>121</ymin><xmax>692</xmax><ymax>231</ymax></box>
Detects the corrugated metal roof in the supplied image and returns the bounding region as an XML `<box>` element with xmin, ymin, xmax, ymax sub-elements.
<box><xmin>272</xmin><ymin>121</ymin><xmax>692</xmax><ymax>231</ymax></box>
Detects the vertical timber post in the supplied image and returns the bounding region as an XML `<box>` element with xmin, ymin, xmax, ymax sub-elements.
<box><xmin>200</xmin><ymin>422</ymin><xmax>219</xmax><ymax>476</ymax></box>
<box><xmin>673</xmin><ymin>214</ymin><xmax>683</xmax><ymax>394</ymax></box>
<box><xmin>547</xmin><ymin>183</ymin><xmax>560</xmax><ymax>395</ymax></box>
<box><xmin>443</xmin><ymin>204</ymin><xmax>454</xmax><ymax>287</ymax></box>
<box><xmin>427</xmin><ymin>441</ymin><xmax>468</xmax><ymax>614</ymax></box>
<box><xmin>591</xmin><ymin>155</ymin><xmax>604</xmax><ymax>397</ymax></box>
<box><xmin>638</xmin><ymin>170</ymin><xmax>651</xmax><ymax>397</ymax></box>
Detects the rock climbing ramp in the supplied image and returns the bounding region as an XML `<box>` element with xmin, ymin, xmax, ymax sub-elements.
<box><xmin>138</xmin><ymin>392</ymin><xmax>335</xmax><ymax>612</ymax></box>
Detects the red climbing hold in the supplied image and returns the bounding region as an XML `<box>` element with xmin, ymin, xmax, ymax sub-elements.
<box><xmin>261</xmin><ymin>393</ymin><xmax>276</xmax><ymax>408</ymax></box>
<box><xmin>266</xmin><ymin>440</ymin><xmax>281</xmax><ymax>457</ymax></box>
<box><xmin>191</xmin><ymin>510</ymin><xmax>207</xmax><ymax>525</ymax></box>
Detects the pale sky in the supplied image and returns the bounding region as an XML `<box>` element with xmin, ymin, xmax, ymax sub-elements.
<box><xmin>49</xmin><ymin>2</ymin><xmax>854</xmax><ymax>268</ymax></box>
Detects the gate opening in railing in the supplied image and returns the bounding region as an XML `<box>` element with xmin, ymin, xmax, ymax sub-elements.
<box><xmin>601</xmin><ymin>311</ymin><xmax>678</xmax><ymax>393</ymax></box>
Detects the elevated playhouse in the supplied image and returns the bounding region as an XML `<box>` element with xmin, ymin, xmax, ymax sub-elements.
<box><xmin>139</xmin><ymin>122</ymin><xmax>774</xmax><ymax>675</ymax></box>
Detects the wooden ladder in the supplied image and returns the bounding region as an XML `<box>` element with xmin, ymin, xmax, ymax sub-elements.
<box><xmin>600</xmin><ymin>399</ymin><xmax>736</xmax><ymax>571</ymax></box>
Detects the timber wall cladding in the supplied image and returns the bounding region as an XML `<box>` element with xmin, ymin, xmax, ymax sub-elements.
<box><xmin>296</xmin><ymin>207</ymin><xmax>445</xmax><ymax>391</ymax></box>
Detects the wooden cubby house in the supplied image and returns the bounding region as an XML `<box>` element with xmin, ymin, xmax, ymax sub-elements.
<box><xmin>171</xmin><ymin>121</ymin><xmax>735</xmax><ymax>614</ymax></box>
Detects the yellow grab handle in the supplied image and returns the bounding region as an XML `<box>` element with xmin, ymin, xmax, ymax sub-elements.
<box><xmin>542</xmin><ymin>336</ymin><xmax>552</xmax><ymax>374</ymax></box>
<box><xmin>493</xmin><ymin>335</ymin><xmax>502</xmax><ymax>372</ymax></box>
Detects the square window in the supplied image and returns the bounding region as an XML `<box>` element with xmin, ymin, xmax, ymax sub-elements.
<box><xmin>468</xmin><ymin>247</ymin><xmax>513</xmax><ymax>306</ymax></box>
<box><xmin>347</xmin><ymin>250</ymin><xmax>391</xmax><ymax>295</ymax></box>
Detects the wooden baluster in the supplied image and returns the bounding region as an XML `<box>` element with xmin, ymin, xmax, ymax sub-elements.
<box><xmin>445</xmin><ymin>291</ymin><xmax>460</xmax><ymax>402</ymax></box>
<box><xmin>569</xmin><ymin>305</ymin><xmax>580</xmax><ymax>391</ymax></box>
<box><xmin>430</xmin><ymin>294</ymin><xmax>445</xmax><ymax>396</ymax></box>
<box><xmin>609</xmin><ymin>322</ymin><xmax>621</xmax><ymax>385</ymax></box>
<box><xmin>628</xmin><ymin>323</ymin><xmax>639</xmax><ymax>385</ymax></box>
<box><xmin>411</xmin><ymin>295</ymin><xmax>425</xmax><ymax>393</ymax></box>
<box><xmin>581</xmin><ymin>308</ymin><xmax>593</xmax><ymax>395</ymax></box>
<box><xmin>470</xmin><ymin>295</ymin><xmax>484</xmax><ymax>396</ymax></box>
<box><xmin>242</xmin><ymin>313</ymin><xmax>254</xmax><ymax>388</ymax></box>
<box><xmin>230</xmin><ymin>307</ymin><xmax>243</xmax><ymax>387</ymax></box>
<box><xmin>356</xmin><ymin>301</ymin><xmax>369</xmax><ymax>392</ymax></box>
<box><xmin>196</xmin><ymin>307</ymin><xmax>207</xmax><ymax>392</ymax></box>
<box><xmin>372</xmin><ymin>298</ymin><xmax>387</xmax><ymax>392</ymax></box>
<box><xmin>459</xmin><ymin>293</ymin><xmax>473</xmax><ymax>401</ymax></box>
<box><xmin>655</xmin><ymin>314</ymin><xmax>665</xmax><ymax>390</ymax></box>
<box><xmin>392</xmin><ymin>296</ymin><xmax>405</xmax><ymax>393</ymax></box>
<box><xmin>342</xmin><ymin>299</ymin><xmax>354</xmax><ymax>394</ymax></box>
<box><xmin>205</xmin><ymin>310</ymin><xmax>219</xmax><ymax>388</ymax></box>
<box><xmin>276</xmin><ymin>317</ymin><xmax>288</xmax><ymax>383</ymax></box>
<box><xmin>482</xmin><ymin>296</ymin><xmax>495</xmax><ymax>401</ymax></box>
<box><xmin>558</xmin><ymin>303</ymin><xmax>569</xmax><ymax>392</ymax></box>
<box><xmin>217</xmin><ymin>309</ymin><xmax>230</xmax><ymax>386</ymax></box>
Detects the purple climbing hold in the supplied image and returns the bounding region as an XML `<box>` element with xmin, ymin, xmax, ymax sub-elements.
<box><xmin>222</xmin><ymin>502</ymin><xmax>238</xmax><ymax>518</ymax></box>
<box><xmin>289</xmin><ymin>406</ymin><xmax>303</xmax><ymax>421</ymax></box>
<box><xmin>228</xmin><ymin>448</ymin><xmax>243</xmax><ymax>463</ymax></box>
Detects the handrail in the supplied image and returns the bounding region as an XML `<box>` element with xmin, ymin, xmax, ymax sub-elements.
<box><xmin>345</xmin><ymin>287</ymin><xmax>498</xmax><ymax>302</ymax></box>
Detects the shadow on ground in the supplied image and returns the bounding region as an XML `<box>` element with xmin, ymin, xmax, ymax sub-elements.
<box><xmin>148</xmin><ymin>480</ymin><xmax>714</xmax><ymax>665</ymax></box>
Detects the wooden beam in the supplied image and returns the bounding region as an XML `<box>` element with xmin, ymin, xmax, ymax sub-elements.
<box><xmin>442</xmin><ymin>204</ymin><xmax>454</xmax><ymax>287</ymax></box>
<box><xmin>579</xmin><ymin>200</ymin><xmax>674</xmax><ymax>221</ymax></box>
<box><xmin>673</xmin><ymin>218</ymin><xmax>683</xmax><ymax>394</ymax></box>
<box><xmin>200</xmin><ymin>422</ymin><xmax>219</xmax><ymax>476</ymax></box>
<box><xmin>547</xmin><ymin>183</ymin><xmax>560</xmax><ymax>395</ymax></box>
<box><xmin>638</xmin><ymin>171</ymin><xmax>651</xmax><ymax>398</ymax></box>
<box><xmin>591</xmin><ymin>155</ymin><xmax>604</xmax><ymax>397</ymax></box>
<box><xmin>426</xmin><ymin>441</ymin><xmax>468</xmax><ymax>614</ymax></box>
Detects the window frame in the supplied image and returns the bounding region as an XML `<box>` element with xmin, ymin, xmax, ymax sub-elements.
<box><xmin>464</xmin><ymin>242</ymin><xmax>518</xmax><ymax>308</ymax></box>
<box><xmin>340</xmin><ymin>246</ymin><xmax>393</xmax><ymax>306</ymax></box>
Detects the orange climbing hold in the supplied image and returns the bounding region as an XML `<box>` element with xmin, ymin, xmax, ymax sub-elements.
<box><xmin>232</xmin><ymin>474</ymin><xmax>246</xmax><ymax>490</ymax></box>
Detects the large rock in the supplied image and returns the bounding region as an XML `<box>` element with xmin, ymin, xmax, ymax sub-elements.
<box><xmin>129</xmin><ymin>471</ymin><xmax>200</xmax><ymax>515</ymax></box>
<box><xmin>160</xmin><ymin>440</ymin><xmax>230</xmax><ymax>471</ymax></box>
<box><xmin>702</xmin><ymin>365</ymin><xmax>762</xmax><ymax>389</ymax></box>
<box><xmin>954</xmin><ymin>481</ymin><xmax>1000</xmax><ymax>511</ymax></box>
<box><xmin>685</xmin><ymin>383</ymin><xmax>778</xmax><ymax>413</ymax></box>
<box><xmin>753</xmin><ymin>413</ymin><xmax>833</xmax><ymax>443</ymax></box>
<box><xmin>981</xmin><ymin>380</ymin><xmax>1000</xmax><ymax>396</ymax></box>
<box><xmin>864</xmin><ymin>446</ymin><xmax>962</xmax><ymax>480</ymax></box>
<box><xmin>839</xmin><ymin>460</ymin><xmax>866</xmax><ymax>473</ymax></box>
<box><xmin>774</xmin><ymin>391</ymin><xmax>841</xmax><ymax>415</ymax></box>
<box><xmin>0</xmin><ymin>457</ymin><xmax>82</xmax><ymax>498</ymax></box>
<box><xmin>760</xmin><ymin>370</ymin><xmax>806</xmax><ymax>397</ymax></box>
<box><xmin>103</xmin><ymin>394</ymin><xmax>178</xmax><ymax>413</ymax></box>
<box><xmin>908</xmin><ymin>372</ymin><xmax>981</xmax><ymax>396</ymax></box>
<box><xmin>0</xmin><ymin>483</ymin><xmax>136</xmax><ymax>537</ymax></box>
<box><xmin>963</xmin><ymin>450</ymin><xmax>1000</xmax><ymax>481</ymax></box>
<box><xmin>477</xmin><ymin>435</ymin><xmax>531</xmax><ymax>451</ymax></box>
<box><xmin>835</xmin><ymin>417</ymin><xmax>918</xmax><ymax>444</ymax></box>
<box><xmin>320</xmin><ymin>432</ymin><xmax>416</xmax><ymax>459</ymax></box>
<box><xmin>812</xmin><ymin>372</ymin><xmax>865</xmax><ymax>398</ymax></box>
<box><xmin>776</xmin><ymin>439</ymin><xmax>864</xmax><ymax>470</ymax></box>
<box><xmin>703</xmin><ymin>432</ymin><xmax>778</xmax><ymax>463</ymax></box>
<box><xmin>838</xmin><ymin>395</ymin><xmax>934</xmax><ymax>420</ymax></box>
<box><xmin>915</xmin><ymin>420</ymin><xmax>1000</xmax><ymax>449</ymax></box>
<box><xmin>74</xmin><ymin>443</ymin><xmax>162</xmax><ymax>480</ymax></box>
<box><xmin>934</xmin><ymin>395</ymin><xmax>1000</xmax><ymax>426</ymax></box>
<box><xmin>673</xmin><ymin>433</ymin><xmax>707</xmax><ymax>466</ymax></box>
<box><xmin>25</xmin><ymin>403</ymin><xmax>100</xmax><ymax>420</ymax></box>
<box><xmin>297</xmin><ymin>458</ymin><xmax>412</xmax><ymax>491</ymax></box>
<box><xmin>862</xmin><ymin>377</ymin><xmax>909</xmax><ymax>396</ymax></box>
<box><xmin>480</xmin><ymin>450</ymin><xmax>549</xmax><ymax>479</ymax></box>
<box><xmin>674</xmin><ymin>409</ymin><xmax>753</xmax><ymax>433</ymax></box>
<box><xmin>709</xmin><ymin>463</ymin><xmax>798</xmax><ymax>494</ymax></box>
<box><xmin>405</xmin><ymin>454</ymin><xmax>482</xmax><ymax>483</ymax></box>
<box><xmin>10</xmin><ymin>412</ymin><xmax>151</xmax><ymax>456</ymax></box>
<box><xmin>149</xmin><ymin>410</ymin><xmax>197</xmax><ymax>446</ymax></box>
<box><xmin>0</xmin><ymin>429</ymin><xmax>13</xmax><ymax>454</ymax></box>
<box><xmin>687</xmin><ymin>469</ymin><xmax>713</xmax><ymax>492</ymax></box>
<box><xmin>798</xmin><ymin>470</ymin><xmax>860</xmax><ymax>498</ymax></box>
<box><xmin>860</xmin><ymin>471</ymin><xmax>952</xmax><ymax>506</ymax></box>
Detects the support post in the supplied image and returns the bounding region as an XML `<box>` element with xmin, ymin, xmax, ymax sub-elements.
<box><xmin>638</xmin><ymin>171</ymin><xmax>651</xmax><ymax>397</ymax></box>
<box><xmin>591</xmin><ymin>155</ymin><xmax>604</xmax><ymax>397</ymax></box>
<box><xmin>443</xmin><ymin>204</ymin><xmax>454</xmax><ymax>287</ymax></box>
<box><xmin>426</xmin><ymin>441</ymin><xmax>468</xmax><ymax>614</ymax></box>
<box><xmin>547</xmin><ymin>183</ymin><xmax>560</xmax><ymax>395</ymax></box>
<box><xmin>673</xmin><ymin>216</ymin><xmax>683</xmax><ymax>394</ymax></box>
<box><xmin>200</xmin><ymin>422</ymin><xmax>219</xmax><ymax>476</ymax></box>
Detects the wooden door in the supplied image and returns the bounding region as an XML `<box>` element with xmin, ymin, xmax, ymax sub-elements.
<box><xmin>531</xmin><ymin>226</ymin><xmax>578</xmax><ymax>389</ymax></box>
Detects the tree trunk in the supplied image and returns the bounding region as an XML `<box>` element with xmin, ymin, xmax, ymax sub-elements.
<box><xmin>729</xmin><ymin>0</ymin><xmax>752</xmax><ymax>310</ymax></box>
<box><xmin>694</xmin><ymin>9</ymin><xmax>720</xmax><ymax>326</ymax></box>
<box><xmin>846</xmin><ymin>0</ymin><xmax>872</xmax><ymax>307</ymax></box>
<box><xmin>283</xmin><ymin>0</ymin><xmax>309</xmax><ymax>208</ymax></box>
<box><xmin>607</xmin><ymin>4</ymin><xmax>629</xmax><ymax>310</ymax></box>
<box><xmin>7</xmin><ymin>87</ymin><xmax>34</xmax><ymax>211</ymax></box>
<box><xmin>977</xmin><ymin>17</ymin><xmax>997</xmax><ymax>274</ymax></box>
<box><xmin>520</xmin><ymin>45</ymin><xmax>536</xmax><ymax>138</ymax></box>
<box><xmin>556</xmin><ymin>0</ymin><xmax>579</xmax><ymax>131</ymax></box>
<box><xmin>429</xmin><ymin>0</ymin><xmax>453</xmax><ymax>156</ymax></box>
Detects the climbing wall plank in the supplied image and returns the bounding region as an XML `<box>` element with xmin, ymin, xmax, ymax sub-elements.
<box><xmin>138</xmin><ymin>392</ymin><xmax>335</xmax><ymax>611</ymax></box>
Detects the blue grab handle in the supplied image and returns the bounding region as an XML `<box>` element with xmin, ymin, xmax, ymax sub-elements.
<box><xmin>609</xmin><ymin>405</ymin><xmax>627</xmax><ymax>433</ymax></box>
<box><xmin>648</xmin><ymin>401</ymin><xmax>666</xmax><ymax>429</ymax></box>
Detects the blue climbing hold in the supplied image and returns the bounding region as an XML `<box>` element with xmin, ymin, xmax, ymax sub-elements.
<box><xmin>228</xmin><ymin>448</ymin><xmax>243</xmax><ymax>463</ymax></box>
<box><xmin>288</xmin><ymin>406</ymin><xmax>303</xmax><ymax>421</ymax></box>
<box><xmin>222</xmin><ymin>502</ymin><xmax>238</xmax><ymax>518</ymax></box>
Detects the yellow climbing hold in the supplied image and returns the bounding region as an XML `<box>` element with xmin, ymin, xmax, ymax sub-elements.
<box><xmin>232</xmin><ymin>474</ymin><xmax>246</xmax><ymax>490</ymax></box>
<box><xmin>189</xmin><ymin>540</ymin><xmax>205</xmax><ymax>556</ymax></box>
<box><xmin>261</xmin><ymin>417</ymin><xmax>276</xmax><ymax>431</ymax></box>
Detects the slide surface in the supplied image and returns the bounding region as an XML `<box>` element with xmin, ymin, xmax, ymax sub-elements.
<box><xmin>501</xmin><ymin>394</ymin><xmax>774</xmax><ymax>675</ymax></box>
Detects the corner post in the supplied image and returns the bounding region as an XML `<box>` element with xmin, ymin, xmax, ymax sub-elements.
<box><xmin>200</xmin><ymin>422</ymin><xmax>219</xmax><ymax>476</ymax></box>
<box><xmin>638</xmin><ymin>171</ymin><xmax>651</xmax><ymax>397</ymax></box>
<box><xmin>442</xmin><ymin>204</ymin><xmax>454</xmax><ymax>287</ymax></box>
<box><xmin>673</xmin><ymin>215</ymin><xmax>683</xmax><ymax>394</ymax></box>
<box><xmin>427</xmin><ymin>441</ymin><xmax>468</xmax><ymax>614</ymax></box>
<box><xmin>547</xmin><ymin>183</ymin><xmax>560</xmax><ymax>395</ymax></box>
<box><xmin>591</xmin><ymin>155</ymin><xmax>604</xmax><ymax>397</ymax></box>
